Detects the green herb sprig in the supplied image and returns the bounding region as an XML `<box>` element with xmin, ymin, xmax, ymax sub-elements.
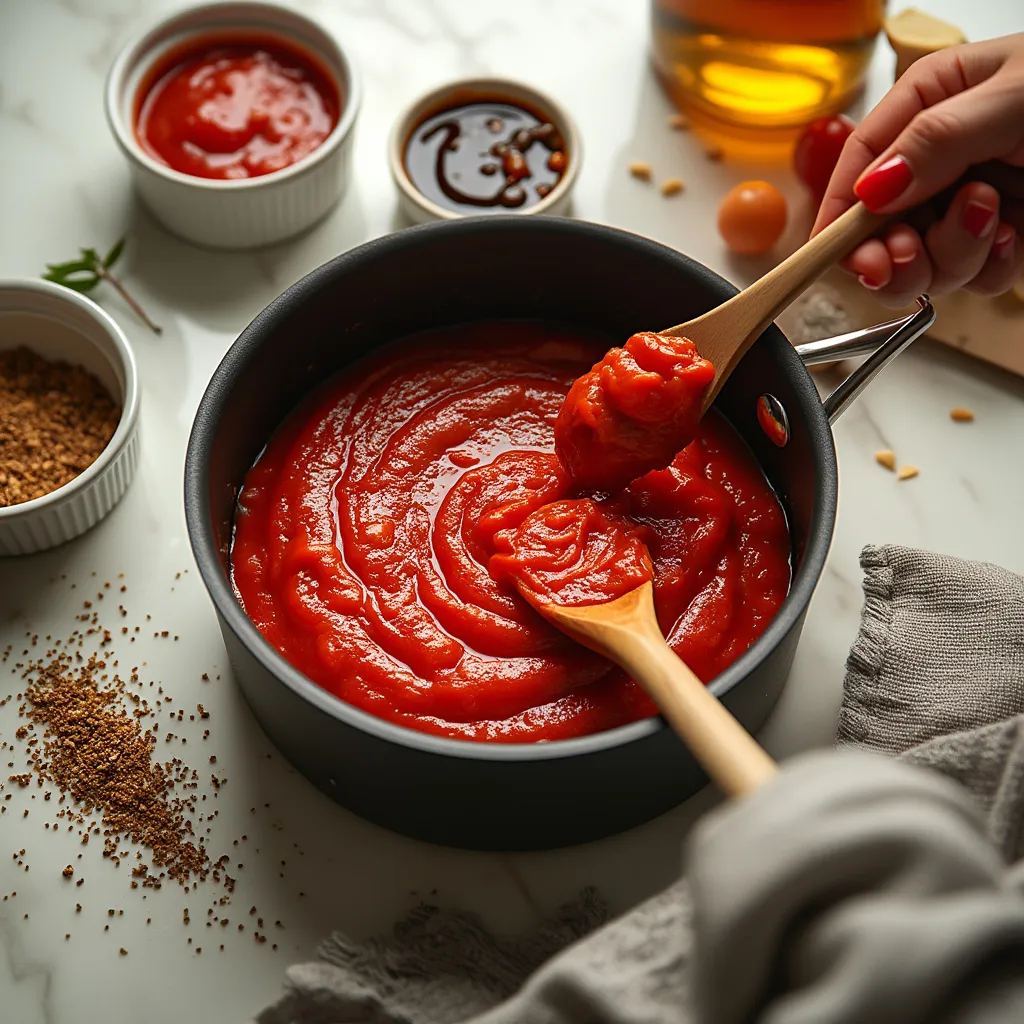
<box><xmin>43</xmin><ymin>237</ymin><xmax>162</xmax><ymax>335</ymax></box>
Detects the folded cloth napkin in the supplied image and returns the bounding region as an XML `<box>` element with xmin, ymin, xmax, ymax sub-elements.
<box><xmin>257</xmin><ymin>544</ymin><xmax>1024</xmax><ymax>1024</ymax></box>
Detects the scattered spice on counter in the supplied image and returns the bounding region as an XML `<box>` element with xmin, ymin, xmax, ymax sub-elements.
<box><xmin>898</xmin><ymin>465</ymin><xmax>919</xmax><ymax>481</ymax></box>
<box><xmin>0</xmin><ymin>347</ymin><xmax>120</xmax><ymax>507</ymax></box>
<box><xmin>950</xmin><ymin>407</ymin><xmax>975</xmax><ymax>422</ymax></box>
<box><xmin>875</xmin><ymin>450</ymin><xmax>897</xmax><ymax>471</ymax></box>
<box><xmin>628</xmin><ymin>160</ymin><xmax>652</xmax><ymax>181</ymax></box>
<box><xmin>660</xmin><ymin>177</ymin><xmax>685</xmax><ymax>196</ymax></box>
<box><xmin>0</xmin><ymin>576</ymin><xmax>295</xmax><ymax>955</ymax></box>
<box><xmin>2</xmin><ymin>599</ymin><xmax>230</xmax><ymax>906</ymax></box>
<box><xmin>667</xmin><ymin>113</ymin><xmax>690</xmax><ymax>130</ymax></box>
<box><xmin>704</xmin><ymin>144</ymin><xmax>724</xmax><ymax>161</ymax></box>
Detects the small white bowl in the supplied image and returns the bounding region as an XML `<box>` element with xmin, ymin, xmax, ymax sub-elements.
<box><xmin>0</xmin><ymin>280</ymin><xmax>141</xmax><ymax>556</ymax></box>
<box><xmin>389</xmin><ymin>77</ymin><xmax>582</xmax><ymax>224</ymax></box>
<box><xmin>105</xmin><ymin>2</ymin><xmax>361</xmax><ymax>250</ymax></box>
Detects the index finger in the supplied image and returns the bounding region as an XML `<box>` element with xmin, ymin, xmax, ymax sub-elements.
<box><xmin>811</xmin><ymin>134</ymin><xmax>881</xmax><ymax>237</ymax></box>
<box><xmin>810</xmin><ymin>42</ymin><xmax>1007</xmax><ymax>237</ymax></box>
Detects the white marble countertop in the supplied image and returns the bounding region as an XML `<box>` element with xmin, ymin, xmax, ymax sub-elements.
<box><xmin>2</xmin><ymin>1</ymin><xmax>1023</xmax><ymax>1021</ymax></box>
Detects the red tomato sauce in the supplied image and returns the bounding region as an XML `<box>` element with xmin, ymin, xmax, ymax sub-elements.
<box><xmin>135</xmin><ymin>38</ymin><xmax>340</xmax><ymax>180</ymax></box>
<box><xmin>491</xmin><ymin>499</ymin><xmax>654</xmax><ymax>608</ymax></box>
<box><xmin>230</xmin><ymin>323</ymin><xmax>791</xmax><ymax>743</ymax></box>
<box><xmin>555</xmin><ymin>332</ymin><xmax>714</xmax><ymax>492</ymax></box>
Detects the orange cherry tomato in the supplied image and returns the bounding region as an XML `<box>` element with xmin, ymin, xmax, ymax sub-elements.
<box><xmin>717</xmin><ymin>181</ymin><xmax>788</xmax><ymax>256</ymax></box>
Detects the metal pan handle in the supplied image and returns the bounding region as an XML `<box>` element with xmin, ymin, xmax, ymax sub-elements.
<box><xmin>795</xmin><ymin>296</ymin><xmax>936</xmax><ymax>423</ymax></box>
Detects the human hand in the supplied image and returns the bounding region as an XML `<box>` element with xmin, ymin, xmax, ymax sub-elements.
<box><xmin>811</xmin><ymin>33</ymin><xmax>1024</xmax><ymax>306</ymax></box>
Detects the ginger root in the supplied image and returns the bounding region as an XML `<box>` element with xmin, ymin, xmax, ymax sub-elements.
<box><xmin>884</xmin><ymin>8</ymin><xmax>967</xmax><ymax>79</ymax></box>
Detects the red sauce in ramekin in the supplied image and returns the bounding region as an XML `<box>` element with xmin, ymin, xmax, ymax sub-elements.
<box><xmin>135</xmin><ymin>37</ymin><xmax>340</xmax><ymax>180</ymax></box>
<box><xmin>230</xmin><ymin>323</ymin><xmax>791</xmax><ymax>743</ymax></box>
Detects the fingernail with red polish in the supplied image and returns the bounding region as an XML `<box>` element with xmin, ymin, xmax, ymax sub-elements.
<box><xmin>858</xmin><ymin>274</ymin><xmax>884</xmax><ymax>291</ymax></box>
<box><xmin>891</xmin><ymin>249</ymin><xmax>917</xmax><ymax>266</ymax></box>
<box><xmin>854</xmin><ymin>155</ymin><xmax>913</xmax><ymax>211</ymax></box>
<box><xmin>993</xmin><ymin>224</ymin><xmax>1015</xmax><ymax>259</ymax></box>
<box><xmin>963</xmin><ymin>201</ymin><xmax>997</xmax><ymax>239</ymax></box>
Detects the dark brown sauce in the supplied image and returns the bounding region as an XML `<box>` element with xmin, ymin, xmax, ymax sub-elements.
<box><xmin>404</xmin><ymin>99</ymin><xmax>567</xmax><ymax>214</ymax></box>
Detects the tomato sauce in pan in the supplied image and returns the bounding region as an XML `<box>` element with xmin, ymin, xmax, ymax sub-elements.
<box><xmin>230</xmin><ymin>322</ymin><xmax>791</xmax><ymax>742</ymax></box>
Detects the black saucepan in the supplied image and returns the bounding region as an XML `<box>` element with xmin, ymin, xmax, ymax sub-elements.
<box><xmin>184</xmin><ymin>216</ymin><xmax>933</xmax><ymax>850</ymax></box>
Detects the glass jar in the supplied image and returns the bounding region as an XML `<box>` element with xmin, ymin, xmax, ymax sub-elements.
<box><xmin>651</xmin><ymin>0</ymin><xmax>886</xmax><ymax>133</ymax></box>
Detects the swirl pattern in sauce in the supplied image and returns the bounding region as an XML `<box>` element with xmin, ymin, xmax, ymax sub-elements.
<box><xmin>492</xmin><ymin>499</ymin><xmax>654</xmax><ymax>608</ymax></box>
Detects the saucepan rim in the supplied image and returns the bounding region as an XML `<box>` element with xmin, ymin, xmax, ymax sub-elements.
<box><xmin>184</xmin><ymin>215</ymin><xmax>837</xmax><ymax>762</ymax></box>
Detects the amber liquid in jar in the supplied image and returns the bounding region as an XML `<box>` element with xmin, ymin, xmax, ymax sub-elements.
<box><xmin>652</xmin><ymin>0</ymin><xmax>885</xmax><ymax>132</ymax></box>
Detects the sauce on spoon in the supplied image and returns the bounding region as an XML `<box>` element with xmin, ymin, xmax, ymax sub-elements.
<box><xmin>555</xmin><ymin>331</ymin><xmax>713</xmax><ymax>492</ymax></box>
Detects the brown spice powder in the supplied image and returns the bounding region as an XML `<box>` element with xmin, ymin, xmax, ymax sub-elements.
<box><xmin>1</xmin><ymin>580</ymin><xmax>274</xmax><ymax>948</ymax></box>
<box><xmin>0</xmin><ymin>347</ymin><xmax>120</xmax><ymax>507</ymax></box>
<box><xmin>19</xmin><ymin>653</ymin><xmax>209</xmax><ymax>887</ymax></box>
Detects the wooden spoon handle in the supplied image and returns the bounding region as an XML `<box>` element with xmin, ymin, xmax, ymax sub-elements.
<box><xmin>621</xmin><ymin>637</ymin><xmax>778</xmax><ymax>797</ymax></box>
<box><xmin>672</xmin><ymin>201</ymin><xmax>889</xmax><ymax>408</ymax></box>
<box><xmin>537</xmin><ymin>584</ymin><xmax>777</xmax><ymax>796</ymax></box>
<box><xmin>720</xmin><ymin>201</ymin><xmax>888</xmax><ymax>343</ymax></box>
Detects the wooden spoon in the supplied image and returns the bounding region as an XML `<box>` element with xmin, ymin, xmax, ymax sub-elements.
<box><xmin>533</xmin><ymin>580</ymin><xmax>778</xmax><ymax>797</ymax></box>
<box><xmin>662</xmin><ymin>201</ymin><xmax>888</xmax><ymax>413</ymax></box>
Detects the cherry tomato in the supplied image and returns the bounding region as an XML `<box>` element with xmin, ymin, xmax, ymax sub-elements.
<box><xmin>717</xmin><ymin>181</ymin><xmax>788</xmax><ymax>256</ymax></box>
<box><xmin>793</xmin><ymin>114</ymin><xmax>855</xmax><ymax>197</ymax></box>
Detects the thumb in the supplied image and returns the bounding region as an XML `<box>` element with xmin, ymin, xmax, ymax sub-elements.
<box><xmin>853</xmin><ymin>77</ymin><xmax>1024</xmax><ymax>214</ymax></box>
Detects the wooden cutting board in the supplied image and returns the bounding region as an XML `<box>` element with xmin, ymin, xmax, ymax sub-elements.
<box><xmin>817</xmin><ymin>270</ymin><xmax>1024</xmax><ymax>377</ymax></box>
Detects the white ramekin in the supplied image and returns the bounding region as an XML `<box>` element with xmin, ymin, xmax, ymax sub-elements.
<box><xmin>104</xmin><ymin>2</ymin><xmax>361</xmax><ymax>250</ymax></box>
<box><xmin>389</xmin><ymin>77</ymin><xmax>582</xmax><ymax>224</ymax></box>
<box><xmin>0</xmin><ymin>280</ymin><xmax>141</xmax><ymax>557</ymax></box>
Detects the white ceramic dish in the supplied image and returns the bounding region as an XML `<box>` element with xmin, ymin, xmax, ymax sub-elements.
<box><xmin>104</xmin><ymin>1</ymin><xmax>361</xmax><ymax>250</ymax></box>
<box><xmin>388</xmin><ymin>77</ymin><xmax>581</xmax><ymax>224</ymax></box>
<box><xmin>0</xmin><ymin>280</ymin><xmax>141</xmax><ymax>556</ymax></box>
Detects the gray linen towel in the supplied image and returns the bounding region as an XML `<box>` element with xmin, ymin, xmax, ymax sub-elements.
<box><xmin>257</xmin><ymin>544</ymin><xmax>1024</xmax><ymax>1024</ymax></box>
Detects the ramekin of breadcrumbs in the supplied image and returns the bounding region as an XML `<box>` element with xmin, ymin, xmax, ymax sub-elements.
<box><xmin>0</xmin><ymin>280</ymin><xmax>140</xmax><ymax>556</ymax></box>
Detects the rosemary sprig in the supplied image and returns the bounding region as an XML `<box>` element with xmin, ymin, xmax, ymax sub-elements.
<box><xmin>43</xmin><ymin>237</ymin><xmax>162</xmax><ymax>335</ymax></box>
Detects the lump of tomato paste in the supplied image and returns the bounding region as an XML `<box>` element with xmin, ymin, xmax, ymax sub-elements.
<box><xmin>555</xmin><ymin>332</ymin><xmax>714</xmax><ymax>493</ymax></box>
<box><xmin>491</xmin><ymin>498</ymin><xmax>653</xmax><ymax>608</ymax></box>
